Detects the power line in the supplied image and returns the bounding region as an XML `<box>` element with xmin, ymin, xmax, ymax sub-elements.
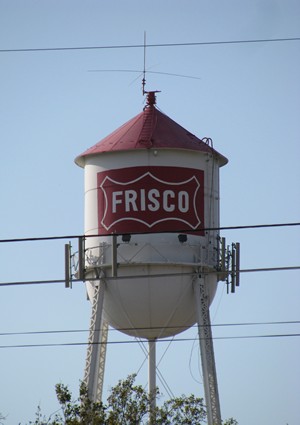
<box><xmin>1</xmin><ymin>320</ymin><xmax>299</xmax><ymax>337</ymax></box>
<box><xmin>0</xmin><ymin>265</ymin><xmax>299</xmax><ymax>287</ymax></box>
<box><xmin>0</xmin><ymin>221</ymin><xmax>299</xmax><ymax>244</ymax></box>
<box><xmin>0</xmin><ymin>37</ymin><xmax>299</xmax><ymax>54</ymax></box>
<box><xmin>0</xmin><ymin>333</ymin><xmax>299</xmax><ymax>350</ymax></box>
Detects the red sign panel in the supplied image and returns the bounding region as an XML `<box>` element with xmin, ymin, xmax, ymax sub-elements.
<box><xmin>97</xmin><ymin>166</ymin><xmax>204</xmax><ymax>235</ymax></box>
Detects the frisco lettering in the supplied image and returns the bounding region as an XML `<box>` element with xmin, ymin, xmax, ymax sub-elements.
<box><xmin>112</xmin><ymin>189</ymin><xmax>189</xmax><ymax>213</ymax></box>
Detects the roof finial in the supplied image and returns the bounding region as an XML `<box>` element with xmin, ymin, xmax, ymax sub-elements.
<box><xmin>146</xmin><ymin>91</ymin><xmax>156</xmax><ymax>106</ymax></box>
<box><xmin>144</xmin><ymin>90</ymin><xmax>161</xmax><ymax>107</ymax></box>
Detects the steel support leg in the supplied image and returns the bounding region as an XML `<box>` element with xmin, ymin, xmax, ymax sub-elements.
<box><xmin>148</xmin><ymin>339</ymin><xmax>156</xmax><ymax>425</ymax></box>
<box><xmin>194</xmin><ymin>276</ymin><xmax>222</xmax><ymax>425</ymax></box>
<box><xmin>83</xmin><ymin>280</ymin><xmax>108</xmax><ymax>403</ymax></box>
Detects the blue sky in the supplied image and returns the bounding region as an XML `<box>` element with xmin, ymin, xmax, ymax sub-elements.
<box><xmin>0</xmin><ymin>1</ymin><xmax>299</xmax><ymax>424</ymax></box>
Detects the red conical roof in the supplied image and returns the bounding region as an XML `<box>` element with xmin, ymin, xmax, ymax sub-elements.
<box><xmin>75</xmin><ymin>94</ymin><xmax>228</xmax><ymax>167</ymax></box>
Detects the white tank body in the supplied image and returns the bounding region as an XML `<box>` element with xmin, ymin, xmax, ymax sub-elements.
<box><xmin>76</xmin><ymin>97</ymin><xmax>227</xmax><ymax>339</ymax></box>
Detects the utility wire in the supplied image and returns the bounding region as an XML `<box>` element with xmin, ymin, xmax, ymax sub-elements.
<box><xmin>0</xmin><ymin>265</ymin><xmax>299</xmax><ymax>287</ymax></box>
<box><xmin>0</xmin><ymin>222</ymin><xmax>300</xmax><ymax>243</ymax></box>
<box><xmin>0</xmin><ymin>333</ymin><xmax>299</xmax><ymax>349</ymax></box>
<box><xmin>0</xmin><ymin>37</ymin><xmax>299</xmax><ymax>54</ymax></box>
<box><xmin>1</xmin><ymin>320</ymin><xmax>299</xmax><ymax>337</ymax></box>
<box><xmin>0</xmin><ymin>221</ymin><xmax>299</xmax><ymax>244</ymax></box>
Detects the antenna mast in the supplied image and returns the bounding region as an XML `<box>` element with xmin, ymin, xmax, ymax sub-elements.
<box><xmin>142</xmin><ymin>31</ymin><xmax>146</xmax><ymax>95</ymax></box>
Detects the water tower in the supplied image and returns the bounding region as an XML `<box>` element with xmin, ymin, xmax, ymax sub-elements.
<box><xmin>73</xmin><ymin>92</ymin><xmax>238</xmax><ymax>425</ymax></box>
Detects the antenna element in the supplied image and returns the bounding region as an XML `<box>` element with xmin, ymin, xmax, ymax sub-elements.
<box><xmin>142</xmin><ymin>31</ymin><xmax>146</xmax><ymax>95</ymax></box>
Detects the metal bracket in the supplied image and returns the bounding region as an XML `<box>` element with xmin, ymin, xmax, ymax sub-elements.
<box><xmin>64</xmin><ymin>237</ymin><xmax>86</xmax><ymax>287</ymax></box>
<box><xmin>64</xmin><ymin>242</ymin><xmax>72</xmax><ymax>288</ymax></box>
<box><xmin>217</xmin><ymin>237</ymin><xmax>241</xmax><ymax>293</ymax></box>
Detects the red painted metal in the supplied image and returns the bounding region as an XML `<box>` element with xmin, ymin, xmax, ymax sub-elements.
<box><xmin>75</xmin><ymin>100</ymin><xmax>228</xmax><ymax>167</ymax></box>
<box><xmin>97</xmin><ymin>166</ymin><xmax>205</xmax><ymax>235</ymax></box>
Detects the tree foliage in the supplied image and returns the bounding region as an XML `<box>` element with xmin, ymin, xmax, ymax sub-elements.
<box><xmin>0</xmin><ymin>413</ymin><xmax>6</xmax><ymax>425</ymax></box>
<box><xmin>22</xmin><ymin>374</ymin><xmax>237</xmax><ymax>424</ymax></box>
<box><xmin>155</xmin><ymin>394</ymin><xmax>206</xmax><ymax>425</ymax></box>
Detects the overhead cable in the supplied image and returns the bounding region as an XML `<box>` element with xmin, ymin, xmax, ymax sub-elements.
<box><xmin>0</xmin><ymin>37</ymin><xmax>300</xmax><ymax>54</ymax></box>
<box><xmin>0</xmin><ymin>221</ymin><xmax>299</xmax><ymax>244</ymax></box>
<box><xmin>0</xmin><ymin>333</ymin><xmax>299</xmax><ymax>350</ymax></box>
<box><xmin>0</xmin><ymin>265</ymin><xmax>299</xmax><ymax>287</ymax></box>
<box><xmin>1</xmin><ymin>320</ymin><xmax>299</xmax><ymax>337</ymax></box>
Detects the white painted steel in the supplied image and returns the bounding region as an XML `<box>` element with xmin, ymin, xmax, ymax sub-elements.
<box><xmin>83</xmin><ymin>280</ymin><xmax>107</xmax><ymax>402</ymax></box>
<box><xmin>194</xmin><ymin>276</ymin><xmax>222</xmax><ymax>425</ymax></box>
<box><xmin>82</xmin><ymin>148</ymin><xmax>221</xmax><ymax>339</ymax></box>
<box><xmin>148</xmin><ymin>340</ymin><xmax>156</xmax><ymax>425</ymax></box>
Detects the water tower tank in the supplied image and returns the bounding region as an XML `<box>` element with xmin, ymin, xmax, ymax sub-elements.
<box><xmin>75</xmin><ymin>93</ymin><xmax>228</xmax><ymax>340</ymax></box>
